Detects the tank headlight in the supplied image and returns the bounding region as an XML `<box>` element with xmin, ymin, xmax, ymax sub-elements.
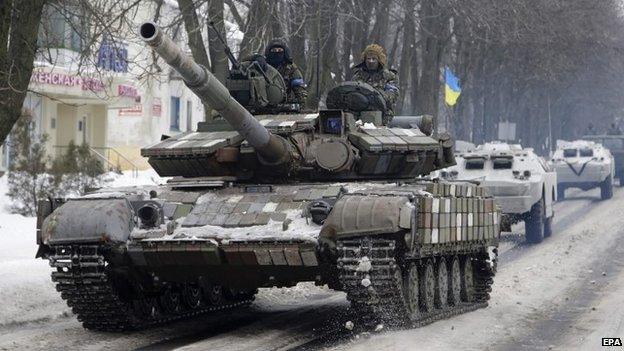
<box><xmin>523</xmin><ymin>170</ymin><xmax>531</xmax><ymax>178</ymax></box>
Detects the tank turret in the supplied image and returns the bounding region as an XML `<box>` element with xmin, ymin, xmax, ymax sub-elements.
<box><xmin>140</xmin><ymin>22</ymin><xmax>292</xmax><ymax>167</ymax></box>
<box><xmin>140</xmin><ymin>22</ymin><xmax>454</xmax><ymax>181</ymax></box>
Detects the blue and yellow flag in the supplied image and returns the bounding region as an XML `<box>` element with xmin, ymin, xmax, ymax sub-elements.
<box><xmin>444</xmin><ymin>67</ymin><xmax>461</xmax><ymax>106</ymax></box>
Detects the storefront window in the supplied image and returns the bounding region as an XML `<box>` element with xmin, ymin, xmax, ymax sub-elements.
<box><xmin>170</xmin><ymin>97</ymin><xmax>180</xmax><ymax>131</ymax></box>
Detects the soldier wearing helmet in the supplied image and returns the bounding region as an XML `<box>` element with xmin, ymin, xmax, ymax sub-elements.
<box><xmin>351</xmin><ymin>44</ymin><xmax>399</xmax><ymax>124</ymax></box>
<box><xmin>264</xmin><ymin>39</ymin><xmax>307</xmax><ymax>105</ymax></box>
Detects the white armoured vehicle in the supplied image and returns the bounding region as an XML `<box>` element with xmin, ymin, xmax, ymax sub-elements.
<box><xmin>440</xmin><ymin>142</ymin><xmax>557</xmax><ymax>243</ymax></box>
<box><xmin>551</xmin><ymin>140</ymin><xmax>614</xmax><ymax>200</ymax></box>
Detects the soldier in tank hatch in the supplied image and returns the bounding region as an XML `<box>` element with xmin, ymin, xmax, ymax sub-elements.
<box><xmin>351</xmin><ymin>44</ymin><xmax>399</xmax><ymax>124</ymax></box>
<box><xmin>264</xmin><ymin>39</ymin><xmax>307</xmax><ymax>105</ymax></box>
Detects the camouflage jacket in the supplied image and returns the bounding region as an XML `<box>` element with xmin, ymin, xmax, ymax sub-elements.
<box><xmin>277</xmin><ymin>62</ymin><xmax>308</xmax><ymax>105</ymax></box>
<box><xmin>351</xmin><ymin>63</ymin><xmax>399</xmax><ymax>115</ymax></box>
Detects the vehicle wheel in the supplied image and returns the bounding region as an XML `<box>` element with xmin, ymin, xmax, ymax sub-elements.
<box><xmin>182</xmin><ymin>284</ymin><xmax>203</xmax><ymax>309</ymax></box>
<box><xmin>448</xmin><ymin>257</ymin><xmax>462</xmax><ymax>306</ymax></box>
<box><xmin>435</xmin><ymin>258</ymin><xmax>449</xmax><ymax>308</ymax></box>
<box><xmin>543</xmin><ymin>215</ymin><xmax>553</xmax><ymax>238</ymax></box>
<box><xmin>525</xmin><ymin>198</ymin><xmax>545</xmax><ymax>244</ymax></box>
<box><xmin>460</xmin><ymin>257</ymin><xmax>475</xmax><ymax>302</ymax></box>
<box><xmin>420</xmin><ymin>260</ymin><xmax>436</xmax><ymax>312</ymax></box>
<box><xmin>403</xmin><ymin>263</ymin><xmax>421</xmax><ymax>320</ymax></box>
<box><xmin>601</xmin><ymin>174</ymin><xmax>614</xmax><ymax>200</ymax></box>
<box><xmin>205</xmin><ymin>285</ymin><xmax>225</xmax><ymax>306</ymax></box>
<box><xmin>557</xmin><ymin>185</ymin><xmax>565</xmax><ymax>200</ymax></box>
<box><xmin>158</xmin><ymin>285</ymin><xmax>182</xmax><ymax>314</ymax></box>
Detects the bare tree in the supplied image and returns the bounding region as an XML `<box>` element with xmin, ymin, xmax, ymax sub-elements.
<box><xmin>0</xmin><ymin>0</ymin><xmax>47</xmax><ymax>144</ymax></box>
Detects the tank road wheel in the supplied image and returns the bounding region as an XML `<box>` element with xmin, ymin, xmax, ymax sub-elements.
<box><xmin>403</xmin><ymin>263</ymin><xmax>421</xmax><ymax>321</ymax></box>
<box><xmin>448</xmin><ymin>257</ymin><xmax>462</xmax><ymax>306</ymax></box>
<box><xmin>461</xmin><ymin>257</ymin><xmax>475</xmax><ymax>302</ymax></box>
<box><xmin>206</xmin><ymin>285</ymin><xmax>225</xmax><ymax>306</ymax></box>
<box><xmin>525</xmin><ymin>198</ymin><xmax>545</xmax><ymax>244</ymax></box>
<box><xmin>435</xmin><ymin>258</ymin><xmax>449</xmax><ymax>308</ymax></box>
<box><xmin>601</xmin><ymin>174</ymin><xmax>614</xmax><ymax>200</ymax></box>
<box><xmin>420</xmin><ymin>260</ymin><xmax>436</xmax><ymax>312</ymax></box>
<box><xmin>159</xmin><ymin>286</ymin><xmax>182</xmax><ymax>314</ymax></box>
<box><xmin>132</xmin><ymin>297</ymin><xmax>158</xmax><ymax>320</ymax></box>
<box><xmin>557</xmin><ymin>185</ymin><xmax>565</xmax><ymax>200</ymax></box>
<box><xmin>183</xmin><ymin>284</ymin><xmax>203</xmax><ymax>310</ymax></box>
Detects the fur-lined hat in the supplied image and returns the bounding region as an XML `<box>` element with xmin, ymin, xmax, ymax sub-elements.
<box><xmin>360</xmin><ymin>44</ymin><xmax>387</xmax><ymax>67</ymax></box>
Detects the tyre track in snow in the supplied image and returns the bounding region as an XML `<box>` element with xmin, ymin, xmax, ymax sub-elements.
<box><xmin>493</xmin><ymin>232</ymin><xmax>624</xmax><ymax>350</ymax></box>
<box><xmin>497</xmin><ymin>188</ymin><xmax>600</xmax><ymax>265</ymax></box>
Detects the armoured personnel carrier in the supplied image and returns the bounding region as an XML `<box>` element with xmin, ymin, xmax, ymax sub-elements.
<box><xmin>35</xmin><ymin>23</ymin><xmax>500</xmax><ymax>331</ymax></box>
<box><xmin>580</xmin><ymin>134</ymin><xmax>624</xmax><ymax>186</ymax></box>
<box><xmin>551</xmin><ymin>140</ymin><xmax>614</xmax><ymax>200</ymax></box>
<box><xmin>440</xmin><ymin>142</ymin><xmax>556</xmax><ymax>243</ymax></box>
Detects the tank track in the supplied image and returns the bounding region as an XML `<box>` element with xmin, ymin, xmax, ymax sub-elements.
<box><xmin>48</xmin><ymin>245</ymin><xmax>254</xmax><ymax>331</ymax></box>
<box><xmin>337</xmin><ymin>236</ymin><xmax>495</xmax><ymax>327</ymax></box>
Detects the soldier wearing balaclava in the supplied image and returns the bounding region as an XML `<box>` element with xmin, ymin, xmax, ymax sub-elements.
<box><xmin>351</xmin><ymin>44</ymin><xmax>399</xmax><ymax>124</ymax></box>
<box><xmin>264</xmin><ymin>39</ymin><xmax>307</xmax><ymax>105</ymax></box>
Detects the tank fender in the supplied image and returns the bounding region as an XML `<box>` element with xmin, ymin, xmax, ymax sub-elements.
<box><xmin>41</xmin><ymin>198</ymin><xmax>135</xmax><ymax>245</ymax></box>
<box><xmin>319</xmin><ymin>194</ymin><xmax>413</xmax><ymax>244</ymax></box>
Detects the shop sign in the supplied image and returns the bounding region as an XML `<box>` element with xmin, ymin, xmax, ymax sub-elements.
<box><xmin>30</xmin><ymin>71</ymin><xmax>105</xmax><ymax>92</ymax></box>
<box><xmin>119</xmin><ymin>104</ymin><xmax>143</xmax><ymax>116</ymax></box>
<box><xmin>118</xmin><ymin>84</ymin><xmax>139</xmax><ymax>99</ymax></box>
<box><xmin>152</xmin><ymin>97</ymin><xmax>162</xmax><ymax>117</ymax></box>
<box><xmin>97</xmin><ymin>39</ymin><xmax>129</xmax><ymax>73</ymax></box>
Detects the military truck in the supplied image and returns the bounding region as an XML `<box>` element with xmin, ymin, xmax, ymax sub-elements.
<box><xmin>551</xmin><ymin>140</ymin><xmax>614</xmax><ymax>200</ymax></box>
<box><xmin>580</xmin><ymin>135</ymin><xmax>624</xmax><ymax>186</ymax></box>
<box><xmin>440</xmin><ymin>142</ymin><xmax>556</xmax><ymax>243</ymax></box>
<box><xmin>34</xmin><ymin>23</ymin><xmax>500</xmax><ymax>331</ymax></box>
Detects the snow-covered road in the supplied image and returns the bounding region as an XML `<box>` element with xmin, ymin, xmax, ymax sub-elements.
<box><xmin>0</xmin><ymin>184</ymin><xmax>622</xmax><ymax>351</ymax></box>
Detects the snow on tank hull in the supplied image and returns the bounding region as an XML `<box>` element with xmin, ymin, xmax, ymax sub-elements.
<box><xmin>38</xmin><ymin>180</ymin><xmax>499</xmax><ymax>330</ymax></box>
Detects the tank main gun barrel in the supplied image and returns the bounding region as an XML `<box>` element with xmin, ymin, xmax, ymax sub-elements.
<box><xmin>139</xmin><ymin>22</ymin><xmax>291</xmax><ymax>166</ymax></box>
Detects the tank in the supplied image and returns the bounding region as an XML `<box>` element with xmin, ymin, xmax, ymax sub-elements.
<box><xmin>34</xmin><ymin>22</ymin><xmax>500</xmax><ymax>331</ymax></box>
<box><xmin>439</xmin><ymin>141</ymin><xmax>557</xmax><ymax>243</ymax></box>
<box><xmin>551</xmin><ymin>139</ymin><xmax>615</xmax><ymax>200</ymax></box>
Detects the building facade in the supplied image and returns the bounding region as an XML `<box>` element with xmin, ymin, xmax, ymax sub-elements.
<box><xmin>0</xmin><ymin>1</ymin><xmax>206</xmax><ymax>173</ymax></box>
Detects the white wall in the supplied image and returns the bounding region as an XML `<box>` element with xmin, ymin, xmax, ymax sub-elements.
<box><xmin>105</xmin><ymin>1</ymin><xmax>205</xmax><ymax>149</ymax></box>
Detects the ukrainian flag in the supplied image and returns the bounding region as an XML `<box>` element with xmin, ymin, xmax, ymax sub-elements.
<box><xmin>444</xmin><ymin>67</ymin><xmax>461</xmax><ymax>106</ymax></box>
